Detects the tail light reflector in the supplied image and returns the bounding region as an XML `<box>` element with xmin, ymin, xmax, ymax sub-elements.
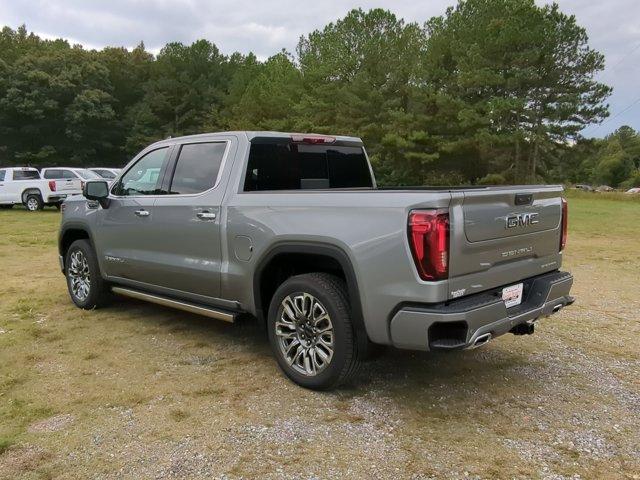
<box><xmin>408</xmin><ymin>210</ymin><xmax>449</xmax><ymax>281</ymax></box>
<box><xmin>48</xmin><ymin>180</ymin><xmax>56</xmax><ymax>191</ymax></box>
<box><xmin>560</xmin><ymin>198</ymin><xmax>568</xmax><ymax>251</ymax></box>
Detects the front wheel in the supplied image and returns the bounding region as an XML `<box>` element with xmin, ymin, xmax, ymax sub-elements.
<box><xmin>65</xmin><ymin>239</ymin><xmax>111</xmax><ymax>309</ymax></box>
<box><xmin>267</xmin><ymin>273</ymin><xmax>361</xmax><ymax>390</ymax></box>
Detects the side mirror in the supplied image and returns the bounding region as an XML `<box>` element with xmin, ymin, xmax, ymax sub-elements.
<box><xmin>83</xmin><ymin>180</ymin><xmax>110</xmax><ymax>209</ymax></box>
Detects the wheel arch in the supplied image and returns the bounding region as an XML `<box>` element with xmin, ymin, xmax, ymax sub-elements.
<box><xmin>21</xmin><ymin>188</ymin><xmax>43</xmax><ymax>203</ymax></box>
<box><xmin>253</xmin><ymin>242</ymin><xmax>369</xmax><ymax>345</ymax></box>
<box><xmin>59</xmin><ymin>224</ymin><xmax>95</xmax><ymax>270</ymax></box>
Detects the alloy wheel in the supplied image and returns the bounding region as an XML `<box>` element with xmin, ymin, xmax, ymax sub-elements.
<box><xmin>275</xmin><ymin>292</ymin><xmax>334</xmax><ymax>376</ymax></box>
<box><xmin>68</xmin><ymin>250</ymin><xmax>91</xmax><ymax>301</ymax></box>
<box><xmin>26</xmin><ymin>197</ymin><xmax>39</xmax><ymax>211</ymax></box>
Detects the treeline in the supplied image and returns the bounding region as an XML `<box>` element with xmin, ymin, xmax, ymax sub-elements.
<box><xmin>0</xmin><ymin>0</ymin><xmax>630</xmax><ymax>187</ymax></box>
<box><xmin>550</xmin><ymin>126</ymin><xmax>640</xmax><ymax>189</ymax></box>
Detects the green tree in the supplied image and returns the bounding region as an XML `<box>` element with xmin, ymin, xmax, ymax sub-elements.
<box><xmin>0</xmin><ymin>45</ymin><xmax>118</xmax><ymax>167</ymax></box>
<box><xmin>296</xmin><ymin>8</ymin><xmax>428</xmax><ymax>183</ymax></box>
<box><xmin>424</xmin><ymin>0</ymin><xmax>611</xmax><ymax>183</ymax></box>
<box><xmin>126</xmin><ymin>40</ymin><xmax>228</xmax><ymax>153</ymax></box>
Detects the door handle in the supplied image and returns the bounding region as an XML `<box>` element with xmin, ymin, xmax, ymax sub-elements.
<box><xmin>196</xmin><ymin>211</ymin><xmax>216</xmax><ymax>220</ymax></box>
<box><xmin>134</xmin><ymin>209</ymin><xmax>150</xmax><ymax>217</ymax></box>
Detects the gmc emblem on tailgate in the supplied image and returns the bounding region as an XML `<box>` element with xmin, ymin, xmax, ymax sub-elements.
<box><xmin>505</xmin><ymin>212</ymin><xmax>539</xmax><ymax>229</ymax></box>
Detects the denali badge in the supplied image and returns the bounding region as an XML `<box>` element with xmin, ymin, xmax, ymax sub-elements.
<box><xmin>505</xmin><ymin>212</ymin><xmax>539</xmax><ymax>229</ymax></box>
<box><xmin>501</xmin><ymin>246</ymin><xmax>533</xmax><ymax>258</ymax></box>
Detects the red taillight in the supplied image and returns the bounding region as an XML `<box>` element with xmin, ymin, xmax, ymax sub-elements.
<box><xmin>48</xmin><ymin>180</ymin><xmax>56</xmax><ymax>192</ymax></box>
<box><xmin>560</xmin><ymin>197</ymin><xmax>568</xmax><ymax>251</ymax></box>
<box><xmin>290</xmin><ymin>134</ymin><xmax>336</xmax><ymax>144</ymax></box>
<box><xmin>408</xmin><ymin>210</ymin><xmax>449</xmax><ymax>281</ymax></box>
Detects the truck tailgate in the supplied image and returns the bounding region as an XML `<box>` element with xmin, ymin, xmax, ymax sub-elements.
<box><xmin>55</xmin><ymin>179</ymin><xmax>82</xmax><ymax>192</ymax></box>
<box><xmin>447</xmin><ymin>186</ymin><xmax>564</xmax><ymax>298</ymax></box>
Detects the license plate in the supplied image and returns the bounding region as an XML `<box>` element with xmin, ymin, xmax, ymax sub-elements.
<box><xmin>502</xmin><ymin>283</ymin><xmax>523</xmax><ymax>308</ymax></box>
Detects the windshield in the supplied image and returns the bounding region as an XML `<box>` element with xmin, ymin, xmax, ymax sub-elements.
<box><xmin>75</xmin><ymin>169</ymin><xmax>101</xmax><ymax>180</ymax></box>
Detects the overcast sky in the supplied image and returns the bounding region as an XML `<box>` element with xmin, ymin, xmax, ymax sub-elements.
<box><xmin>1</xmin><ymin>0</ymin><xmax>638</xmax><ymax>137</ymax></box>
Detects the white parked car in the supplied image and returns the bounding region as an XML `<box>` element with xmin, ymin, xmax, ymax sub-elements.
<box><xmin>0</xmin><ymin>167</ymin><xmax>80</xmax><ymax>211</ymax></box>
<box><xmin>89</xmin><ymin>168</ymin><xmax>121</xmax><ymax>180</ymax></box>
<box><xmin>626</xmin><ymin>187</ymin><xmax>640</xmax><ymax>194</ymax></box>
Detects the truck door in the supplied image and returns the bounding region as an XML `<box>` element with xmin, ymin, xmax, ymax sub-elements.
<box><xmin>145</xmin><ymin>137</ymin><xmax>235</xmax><ymax>299</ymax></box>
<box><xmin>94</xmin><ymin>146</ymin><xmax>173</xmax><ymax>284</ymax></box>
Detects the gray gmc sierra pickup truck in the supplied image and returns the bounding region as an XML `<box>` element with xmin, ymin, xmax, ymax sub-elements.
<box><xmin>58</xmin><ymin>131</ymin><xmax>574</xmax><ymax>389</ymax></box>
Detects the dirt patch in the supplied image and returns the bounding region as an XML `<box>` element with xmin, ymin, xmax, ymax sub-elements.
<box><xmin>27</xmin><ymin>414</ymin><xmax>75</xmax><ymax>433</ymax></box>
<box><xmin>0</xmin><ymin>444</ymin><xmax>51</xmax><ymax>477</ymax></box>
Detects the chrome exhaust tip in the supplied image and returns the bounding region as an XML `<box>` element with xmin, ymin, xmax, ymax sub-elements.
<box><xmin>470</xmin><ymin>332</ymin><xmax>492</xmax><ymax>349</ymax></box>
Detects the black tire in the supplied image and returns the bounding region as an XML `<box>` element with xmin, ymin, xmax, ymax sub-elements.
<box><xmin>54</xmin><ymin>203</ymin><xmax>61</xmax><ymax>211</ymax></box>
<box><xmin>267</xmin><ymin>273</ymin><xmax>361</xmax><ymax>390</ymax></box>
<box><xmin>24</xmin><ymin>194</ymin><xmax>43</xmax><ymax>211</ymax></box>
<box><xmin>65</xmin><ymin>239</ymin><xmax>111</xmax><ymax>309</ymax></box>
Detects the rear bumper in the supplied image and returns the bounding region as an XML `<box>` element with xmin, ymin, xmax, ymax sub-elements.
<box><xmin>389</xmin><ymin>271</ymin><xmax>574</xmax><ymax>351</ymax></box>
<box><xmin>45</xmin><ymin>195</ymin><xmax>67</xmax><ymax>203</ymax></box>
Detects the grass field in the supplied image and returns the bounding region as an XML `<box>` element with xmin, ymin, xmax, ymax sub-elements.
<box><xmin>0</xmin><ymin>195</ymin><xmax>639</xmax><ymax>479</ymax></box>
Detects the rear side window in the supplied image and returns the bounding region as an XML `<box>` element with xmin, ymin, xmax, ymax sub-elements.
<box><xmin>0</xmin><ymin>170</ymin><xmax>5</xmax><ymax>181</ymax></box>
<box><xmin>169</xmin><ymin>142</ymin><xmax>227</xmax><ymax>194</ymax></box>
<box><xmin>12</xmin><ymin>170</ymin><xmax>40</xmax><ymax>180</ymax></box>
<box><xmin>244</xmin><ymin>143</ymin><xmax>373</xmax><ymax>191</ymax></box>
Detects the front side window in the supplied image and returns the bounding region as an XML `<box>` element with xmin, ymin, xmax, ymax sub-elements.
<box><xmin>169</xmin><ymin>142</ymin><xmax>226</xmax><ymax>195</ymax></box>
<box><xmin>13</xmin><ymin>170</ymin><xmax>41</xmax><ymax>180</ymax></box>
<box><xmin>114</xmin><ymin>147</ymin><xmax>169</xmax><ymax>196</ymax></box>
<box><xmin>244</xmin><ymin>142</ymin><xmax>374</xmax><ymax>191</ymax></box>
<box><xmin>0</xmin><ymin>170</ymin><xmax>5</xmax><ymax>181</ymax></box>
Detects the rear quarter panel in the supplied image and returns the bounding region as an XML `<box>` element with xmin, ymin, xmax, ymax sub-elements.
<box><xmin>223</xmin><ymin>191</ymin><xmax>452</xmax><ymax>345</ymax></box>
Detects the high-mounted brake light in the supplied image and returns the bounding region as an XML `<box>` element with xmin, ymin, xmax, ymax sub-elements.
<box><xmin>408</xmin><ymin>210</ymin><xmax>449</xmax><ymax>281</ymax></box>
<box><xmin>560</xmin><ymin>197</ymin><xmax>568</xmax><ymax>251</ymax></box>
<box><xmin>290</xmin><ymin>134</ymin><xmax>336</xmax><ymax>144</ymax></box>
<box><xmin>48</xmin><ymin>180</ymin><xmax>56</xmax><ymax>192</ymax></box>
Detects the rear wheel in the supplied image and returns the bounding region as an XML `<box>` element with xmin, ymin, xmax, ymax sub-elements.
<box><xmin>24</xmin><ymin>194</ymin><xmax>43</xmax><ymax>211</ymax></box>
<box><xmin>267</xmin><ymin>273</ymin><xmax>361</xmax><ymax>390</ymax></box>
<box><xmin>65</xmin><ymin>239</ymin><xmax>111</xmax><ymax>309</ymax></box>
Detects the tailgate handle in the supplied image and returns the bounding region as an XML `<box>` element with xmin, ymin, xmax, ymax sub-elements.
<box><xmin>515</xmin><ymin>193</ymin><xmax>533</xmax><ymax>206</ymax></box>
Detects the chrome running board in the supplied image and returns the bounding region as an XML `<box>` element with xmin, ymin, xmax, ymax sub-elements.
<box><xmin>111</xmin><ymin>287</ymin><xmax>236</xmax><ymax>323</ymax></box>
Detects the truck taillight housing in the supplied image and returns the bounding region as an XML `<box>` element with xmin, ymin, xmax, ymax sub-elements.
<box><xmin>408</xmin><ymin>210</ymin><xmax>449</xmax><ymax>281</ymax></box>
<box><xmin>560</xmin><ymin>197</ymin><xmax>568</xmax><ymax>251</ymax></box>
<box><xmin>48</xmin><ymin>180</ymin><xmax>56</xmax><ymax>192</ymax></box>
